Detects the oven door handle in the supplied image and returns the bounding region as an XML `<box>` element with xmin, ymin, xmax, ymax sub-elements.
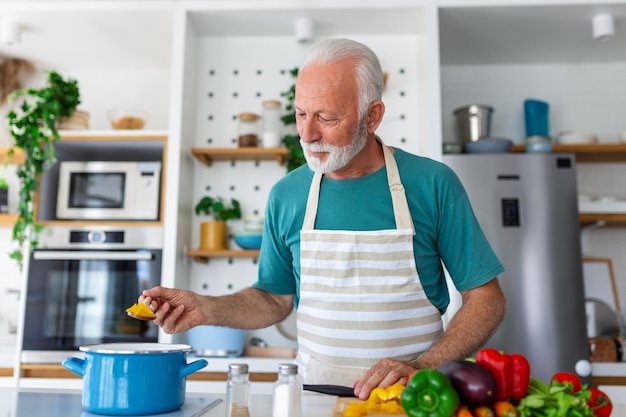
<box><xmin>33</xmin><ymin>251</ymin><xmax>154</xmax><ymax>261</ymax></box>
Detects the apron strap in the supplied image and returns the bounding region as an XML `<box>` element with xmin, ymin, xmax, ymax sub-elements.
<box><xmin>382</xmin><ymin>142</ymin><xmax>415</xmax><ymax>234</ymax></box>
<box><xmin>302</xmin><ymin>171</ymin><xmax>323</xmax><ymax>230</ymax></box>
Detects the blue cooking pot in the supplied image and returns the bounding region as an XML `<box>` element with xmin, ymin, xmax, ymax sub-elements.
<box><xmin>62</xmin><ymin>343</ymin><xmax>208</xmax><ymax>416</ymax></box>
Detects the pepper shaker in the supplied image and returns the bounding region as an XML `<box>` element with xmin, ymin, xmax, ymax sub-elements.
<box><xmin>225</xmin><ymin>363</ymin><xmax>251</xmax><ymax>417</ymax></box>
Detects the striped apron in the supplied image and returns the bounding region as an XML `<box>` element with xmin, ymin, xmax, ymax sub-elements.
<box><xmin>295</xmin><ymin>141</ymin><xmax>444</xmax><ymax>385</ymax></box>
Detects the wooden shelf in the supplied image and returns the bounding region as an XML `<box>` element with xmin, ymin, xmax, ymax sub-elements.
<box><xmin>187</xmin><ymin>248</ymin><xmax>260</xmax><ymax>263</ymax></box>
<box><xmin>191</xmin><ymin>147</ymin><xmax>288</xmax><ymax>166</ymax></box>
<box><xmin>580</xmin><ymin>213</ymin><xmax>626</xmax><ymax>227</ymax></box>
<box><xmin>0</xmin><ymin>147</ymin><xmax>25</xmax><ymax>164</ymax></box>
<box><xmin>58</xmin><ymin>130</ymin><xmax>168</xmax><ymax>141</ymax></box>
<box><xmin>511</xmin><ymin>143</ymin><xmax>626</xmax><ymax>162</ymax></box>
<box><xmin>0</xmin><ymin>214</ymin><xmax>18</xmax><ymax>228</ymax></box>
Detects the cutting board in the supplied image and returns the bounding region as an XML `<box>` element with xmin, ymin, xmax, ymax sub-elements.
<box><xmin>331</xmin><ymin>397</ymin><xmax>407</xmax><ymax>417</ymax></box>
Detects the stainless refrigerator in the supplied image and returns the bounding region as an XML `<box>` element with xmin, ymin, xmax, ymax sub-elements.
<box><xmin>442</xmin><ymin>153</ymin><xmax>590</xmax><ymax>383</ymax></box>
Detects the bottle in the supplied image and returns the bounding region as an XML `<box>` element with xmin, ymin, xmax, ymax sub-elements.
<box><xmin>225</xmin><ymin>363</ymin><xmax>251</xmax><ymax>417</ymax></box>
<box><xmin>261</xmin><ymin>99</ymin><xmax>283</xmax><ymax>148</ymax></box>
<box><xmin>238</xmin><ymin>112</ymin><xmax>259</xmax><ymax>147</ymax></box>
<box><xmin>272</xmin><ymin>363</ymin><xmax>301</xmax><ymax>417</ymax></box>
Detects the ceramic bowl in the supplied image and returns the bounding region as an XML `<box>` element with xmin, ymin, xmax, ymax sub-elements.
<box><xmin>464</xmin><ymin>138</ymin><xmax>513</xmax><ymax>154</ymax></box>
<box><xmin>234</xmin><ymin>231</ymin><xmax>262</xmax><ymax>250</ymax></box>
<box><xmin>107</xmin><ymin>109</ymin><xmax>149</xmax><ymax>130</ymax></box>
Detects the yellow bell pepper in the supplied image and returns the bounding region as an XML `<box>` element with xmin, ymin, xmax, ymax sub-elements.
<box><xmin>343</xmin><ymin>383</ymin><xmax>406</xmax><ymax>416</ymax></box>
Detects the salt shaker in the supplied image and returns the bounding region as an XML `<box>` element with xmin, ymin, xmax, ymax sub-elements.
<box><xmin>225</xmin><ymin>363</ymin><xmax>251</xmax><ymax>417</ymax></box>
<box><xmin>272</xmin><ymin>363</ymin><xmax>301</xmax><ymax>417</ymax></box>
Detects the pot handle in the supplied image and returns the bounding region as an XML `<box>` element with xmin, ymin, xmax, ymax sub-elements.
<box><xmin>62</xmin><ymin>357</ymin><xmax>85</xmax><ymax>377</ymax></box>
<box><xmin>180</xmin><ymin>359</ymin><xmax>208</xmax><ymax>378</ymax></box>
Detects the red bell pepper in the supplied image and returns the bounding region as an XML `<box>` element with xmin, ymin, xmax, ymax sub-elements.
<box><xmin>510</xmin><ymin>353</ymin><xmax>530</xmax><ymax>401</ymax></box>
<box><xmin>551</xmin><ymin>372</ymin><xmax>582</xmax><ymax>393</ymax></box>
<box><xmin>588</xmin><ymin>387</ymin><xmax>612</xmax><ymax>417</ymax></box>
<box><xmin>475</xmin><ymin>348</ymin><xmax>530</xmax><ymax>402</ymax></box>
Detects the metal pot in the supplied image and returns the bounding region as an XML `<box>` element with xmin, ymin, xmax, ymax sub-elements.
<box><xmin>62</xmin><ymin>343</ymin><xmax>208</xmax><ymax>415</ymax></box>
<box><xmin>453</xmin><ymin>104</ymin><xmax>494</xmax><ymax>143</ymax></box>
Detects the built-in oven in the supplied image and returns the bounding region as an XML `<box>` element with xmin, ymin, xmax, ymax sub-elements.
<box><xmin>21</xmin><ymin>226</ymin><xmax>162</xmax><ymax>363</ymax></box>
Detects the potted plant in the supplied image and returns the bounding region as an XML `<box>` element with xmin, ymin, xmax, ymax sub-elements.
<box><xmin>281</xmin><ymin>67</ymin><xmax>306</xmax><ymax>173</ymax></box>
<box><xmin>194</xmin><ymin>196</ymin><xmax>241</xmax><ymax>250</ymax></box>
<box><xmin>6</xmin><ymin>70</ymin><xmax>80</xmax><ymax>268</ymax></box>
<box><xmin>0</xmin><ymin>177</ymin><xmax>8</xmax><ymax>214</ymax></box>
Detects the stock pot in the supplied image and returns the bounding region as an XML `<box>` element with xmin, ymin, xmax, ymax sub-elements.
<box><xmin>62</xmin><ymin>343</ymin><xmax>208</xmax><ymax>415</ymax></box>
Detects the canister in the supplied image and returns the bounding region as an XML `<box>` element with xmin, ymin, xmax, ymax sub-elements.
<box><xmin>261</xmin><ymin>99</ymin><xmax>283</xmax><ymax>147</ymax></box>
<box><xmin>238</xmin><ymin>112</ymin><xmax>259</xmax><ymax>147</ymax></box>
<box><xmin>524</xmin><ymin>99</ymin><xmax>549</xmax><ymax>137</ymax></box>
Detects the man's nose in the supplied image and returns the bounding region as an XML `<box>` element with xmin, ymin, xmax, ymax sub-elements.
<box><xmin>298</xmin><ymin>119</ymin><xmax>320</xmax><ymax>143</ymax></box>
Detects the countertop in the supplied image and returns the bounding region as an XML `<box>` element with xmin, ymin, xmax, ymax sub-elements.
<box><xmin>0</xmin><ymin>388</ymin><xmax>338</xmax><ymax>417</ymax></box>
<box><xmin>0</xmin><ymin>388</ymin><xmax>625</xmax><ymax>417</ymax></box>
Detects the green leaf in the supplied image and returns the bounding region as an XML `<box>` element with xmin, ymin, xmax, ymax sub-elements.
<box><xmin>6</xmin><ymin>70</ymin><xmax>80</xmax><ymax>270</ymax></box>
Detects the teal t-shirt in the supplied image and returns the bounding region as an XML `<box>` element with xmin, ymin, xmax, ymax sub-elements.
<box><xmin>252</xmin><ymin>147</ymin><xmax>504</xmax><ymax>314</ymax></box>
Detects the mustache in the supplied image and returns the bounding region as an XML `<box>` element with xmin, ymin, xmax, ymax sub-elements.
<box><xmin>300</xmin><ymin>141</ymin><xmax>338</xmax><ymax>153</ymax></box>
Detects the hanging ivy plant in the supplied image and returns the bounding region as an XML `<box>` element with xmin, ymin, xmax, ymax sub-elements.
<box><xmin>281</xmin><ymin>67</ymin><xmax>306</xmax><ymax>173</ymax></box>
<box><xmin>6</xmin><ymin>70</ymin><xmax>80</xmax><ymax>268</ymax></box>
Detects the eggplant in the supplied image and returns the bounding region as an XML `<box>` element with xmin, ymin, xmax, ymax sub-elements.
<box><xmin>437</xmin><ymin>359</ymin><xmax>497</xmax><ymax>407</ymax></box>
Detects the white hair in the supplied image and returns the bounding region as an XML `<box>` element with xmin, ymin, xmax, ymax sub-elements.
<box><xmin>301</xmin><ymin>38</ymin><xmax>383</xmax><ymax>120</ymax></box>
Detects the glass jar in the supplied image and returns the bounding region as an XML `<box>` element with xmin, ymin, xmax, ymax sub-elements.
<box><xmin>225</xmin><ymin>363</ymin><xmax>251</xmax><ymax>417</ymax></box>
<box><xmin>261</xmin><ymin>99</ymin><xmax>283</xmax><ymax>148</ymax></box>
<box><xmin>238</xmin><ymin>112</ymin><xmax>259</xmax><ymax>147</ymax></box>
<box><xmin>272</xmin><ymin>363</ymin><xmax>301</xmax><ymax>417</ymax></box>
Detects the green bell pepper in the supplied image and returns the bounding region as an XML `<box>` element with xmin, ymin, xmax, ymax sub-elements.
<box><xmin>400</xmin><ymin>369</ymin><xmax>460</xmax><ymax>417</ymax></box>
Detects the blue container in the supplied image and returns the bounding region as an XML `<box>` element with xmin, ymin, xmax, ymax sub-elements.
<box><xmin>234</xmin><ymin>231</ymin><xmax>263</xmax><ymax>250</ymax></box>
<box><xmin>187</xmin><ymin>325</ymin><xmax>246</xmax><ymax>357</ymax></box>
<box><xmin>524</xmin><ymin>99</ymin><xmax>550</xmax><ymax>137</ymax></box>
<box><xmin>62</xmin><ymin>343</ymin><xmax>207</xmax><ymax>415</ymax></box>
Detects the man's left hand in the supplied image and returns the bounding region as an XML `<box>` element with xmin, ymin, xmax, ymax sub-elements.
<box><xmin>352</xmin><ymin>358</ymin><xmax>416</xmax><ymax>400</ymax></box>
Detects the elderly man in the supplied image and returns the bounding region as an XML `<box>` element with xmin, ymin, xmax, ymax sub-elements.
<box><xmin>136</xmin><ymin>38</ymin><xmax>506</xmax><ymax>400</ymax></box>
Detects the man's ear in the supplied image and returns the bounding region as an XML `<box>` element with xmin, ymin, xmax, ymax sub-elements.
<box><xmin>366</xmin><ymin>100</ymin><xmax>385</xmax><ymax>133</ymax></box>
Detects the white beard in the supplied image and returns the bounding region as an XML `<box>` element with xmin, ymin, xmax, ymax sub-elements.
<box><xmin>301</xmin><ymin>119</ymin><xmax>368</xmax><ymax>174</ymax></box>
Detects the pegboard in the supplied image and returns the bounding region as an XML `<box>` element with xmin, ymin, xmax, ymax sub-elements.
<box><xmin>187</xmin><ymin>35</ymin><xmax>422</xmax><ymax>347</ymax></box>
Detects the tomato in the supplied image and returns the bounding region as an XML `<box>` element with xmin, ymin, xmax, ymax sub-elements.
<box><xmin>588</xmin><ymin>387</ymin><xmax>612</xmax><ymax>417</ymax></box>
<box><xmin>551</xmin><ymin>372</ymin><xmax>582</xmax><ymax>393</ymax></box>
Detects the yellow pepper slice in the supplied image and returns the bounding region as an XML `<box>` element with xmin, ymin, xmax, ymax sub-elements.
<box><xmin>342</xmin><ymin>401</ymin><xmax>367</xmax><ymax>417</ymax></box>
<box><xmin>125</xmin><ymin>297</ymin><xmax>155</xmax><ymax>319</ymax></box>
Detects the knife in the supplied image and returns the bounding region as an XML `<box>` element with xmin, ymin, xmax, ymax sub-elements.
<box><xmin>303</xmin><ymin>384</ymin><xmax>357</xmax><ymax>397</ymax></box>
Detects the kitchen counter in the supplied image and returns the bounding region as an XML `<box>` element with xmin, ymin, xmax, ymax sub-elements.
<box><xmin>0</xmin><ymin>387</ymin><xmax>338</xmax><ymax>417</ymax></box>
<box><xmin>0</xmin><ymin>387</ymin><xmax>625</xmax><ymax>417</ymax></box>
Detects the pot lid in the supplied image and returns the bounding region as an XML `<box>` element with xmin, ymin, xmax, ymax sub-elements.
<box><xmin>79</xmin><ymin>343</ymin><xmax>192</xmax><ymax>354</ymax></box>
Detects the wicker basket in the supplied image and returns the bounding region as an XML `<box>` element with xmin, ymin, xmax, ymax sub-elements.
<box><xmin>57</xmin><ymin>109</ymin><xmax>90</xmax><ymax>130</ymax></box>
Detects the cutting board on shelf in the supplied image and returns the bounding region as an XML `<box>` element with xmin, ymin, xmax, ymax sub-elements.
<box><xmin>331</xmin><ymin>397</ymin><xmax>407</xmax><ymax>417</ymax></box>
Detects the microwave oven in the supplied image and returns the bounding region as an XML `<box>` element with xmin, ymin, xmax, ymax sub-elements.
<box><xmin>56</xmin><ymin>161</ymin><xmax>161</xmax><ymax>220</ymax></box>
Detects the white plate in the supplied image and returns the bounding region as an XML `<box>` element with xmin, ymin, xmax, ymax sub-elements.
<box><xmin>557</xmin><ymin>131</ymin><xmax>598</xmax><ymax>144</ymax></box>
